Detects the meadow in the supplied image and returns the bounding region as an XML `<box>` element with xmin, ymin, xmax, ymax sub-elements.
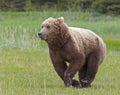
<box><xmin>0</xmin><ymin>12</ymin><xmax>120</xmax><ymax>95</ymax></box>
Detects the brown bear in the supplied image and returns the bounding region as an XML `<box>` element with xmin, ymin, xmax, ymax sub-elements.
<box><xmin>38</xmin><ymin>17</ymin><xmax>106</xmax><ymax>88</ymax></box>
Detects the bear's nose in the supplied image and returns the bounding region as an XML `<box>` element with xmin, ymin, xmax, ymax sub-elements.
<box><xmin>38</xmin><ymin>32</ymin><xmax>42</xmax><ymax>36</ymax></box>
<box><xmin>38</xmin><ymin>32</ymin><xmax>47</xmax><ymax>40</ymax></box>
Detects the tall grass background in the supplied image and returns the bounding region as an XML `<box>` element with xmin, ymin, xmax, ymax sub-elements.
<box><xmin>0</xmin><ymin>12</ymin><xmax>120</xmax><ymax>49</ymax></box>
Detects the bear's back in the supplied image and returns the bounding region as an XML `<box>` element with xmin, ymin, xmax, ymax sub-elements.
<box><xmin>68</xmin><ymin>27</ymin><xmax>105</xmax><ymax>48</ymax></box>
<box><xmin>68</xmin><ymin>27</ymin><xmax>106</xmax><ymax>64</ymax></box>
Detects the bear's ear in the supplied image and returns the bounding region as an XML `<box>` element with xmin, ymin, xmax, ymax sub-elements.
<box><xmin>56</xmin><ymin>17</ymin><xmax>64</xmax><ymax>23</ymax></box>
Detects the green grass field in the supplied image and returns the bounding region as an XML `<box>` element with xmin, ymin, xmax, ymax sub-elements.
<box><xmin>0</xmin><ymin>12</ymin><xmax>120</xmax><ymax>95</ymax></box>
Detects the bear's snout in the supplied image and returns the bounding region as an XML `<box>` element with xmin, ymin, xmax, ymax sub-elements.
<box><xmin>38</xmin><ymin>32</ymin><xmax>47</xmax><ymax>40</ymax></box>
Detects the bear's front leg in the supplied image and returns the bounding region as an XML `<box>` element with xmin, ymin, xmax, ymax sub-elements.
<box><xmin>64</xmin><ymin>59</ymin><xmax>84</xmax><ymax>87</ymax></box>
<box><xmin>64</xmin><ymin>71</ymin><xmax>72</xmax><ymax>87</ymax></box>
<box><xmin>64</xmin><ymin>72</ymin><xmax>80</xmax><ymax>88</ymax></box>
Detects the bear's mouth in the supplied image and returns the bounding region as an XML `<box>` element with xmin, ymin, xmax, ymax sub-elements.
<box><xmin>38</xmin><ymin>33</ymin><xmax>47</xmax><ymax>40</ymax></box>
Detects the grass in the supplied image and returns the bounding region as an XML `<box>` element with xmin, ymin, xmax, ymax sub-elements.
<box><xmin>0</xmin><ymin>48</ymin><xmax>120</xmax><ymax>95</ymax></box>
<box><xmin>0</xmin><ymin>12</ymin><xmax>120</xmax><ymax>95</ymax></box>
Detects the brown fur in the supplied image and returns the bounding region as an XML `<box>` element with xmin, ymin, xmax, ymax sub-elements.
<box><xmin>38</xmin><ymin>17</ymin><xmax>106</xmax><ymax>88</ymax></box>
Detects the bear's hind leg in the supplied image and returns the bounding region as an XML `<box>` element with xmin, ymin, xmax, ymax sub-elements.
<box><xmin>79</xmin><ymin>52</ymin><xmax>99</xmax><ymax>88</ymax></box>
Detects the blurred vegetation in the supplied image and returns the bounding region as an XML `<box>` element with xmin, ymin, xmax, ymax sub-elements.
<box><xmin>0</xmin><ymin>12</ymin><xmax>119</xmax><ymax>49</ymax></box>
<box><xmin>0</xmin><ymin>0</ymin><xmax>119</xmax><ymax>14</ymax></box>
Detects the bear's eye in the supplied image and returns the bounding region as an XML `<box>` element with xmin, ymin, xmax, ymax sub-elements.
<box><xmin>46</xmin><ymin>25</ymin><xmax>50</xmax><ymax>29</ymax></box>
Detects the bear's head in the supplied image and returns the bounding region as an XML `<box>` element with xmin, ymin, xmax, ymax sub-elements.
<box><xmin>38</xmin><ymin>17</ymin><xmax>68</xmax><ymax>42</ymax></box>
